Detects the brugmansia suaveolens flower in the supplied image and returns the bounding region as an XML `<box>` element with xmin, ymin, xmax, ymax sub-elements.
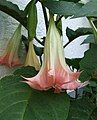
<box><xmin>0</xmin><ymin>24</ymin><xmax>22</xmax><ymax>67</ymax></box>
<box><xmin>23</xmin><ymin>18</ymin><xmax>88</xmax><ymax>93</ymax></box>
<box><xmin>25</xmin><ymin>41</ymin><xmax>40</xmax><ymax>70</ymax></box>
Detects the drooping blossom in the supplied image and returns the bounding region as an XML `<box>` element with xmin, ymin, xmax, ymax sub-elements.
<box><xmin>0</xmin><ymin>24</ymin><xmax>22</xmax><ymax>67</ymax></box>
<box><xmin>22</xmin><ymin>17</ymin><xmax>88</xmax><ymax>93</ymax></box>
<box><xmin>25</xmin><ymin>40</ymin><xmax>40</xmax><ymax>71</ymax></box>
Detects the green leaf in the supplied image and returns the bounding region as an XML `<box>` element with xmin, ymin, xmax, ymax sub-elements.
<box><xmin>24</xmin><ymin>0</ymin><xmax>32</xmax><ymax>16</ymax></box>
<box><xmin>89</xmin><ymin>81</ymin><xmax>97</xmax><ymax>87</ymax></box>
<box><xmin>0</xmin><ymin>0</ymin><xmax>27</xmax><ymax>28</ymax></box>
<box><xmin>0</xmin><ymin>75</ymin><xmax>70</xmax><ymax>120</ymax></box>
<box><xmin>27</xmin><ymin>1</ymin><xmax>37</xmax><ymax>41</ymax></box>
<box><xmin>81</xmin><ymin>35</ymin><xmax>95</xmax><ymax>44</ymax></box>
<box><xmin>66</xmin><ymin>27</ymin><xmax>93</xmax><ymax>42</ymax></box>
<box><xmin>43</xmin><ymin>1</ymin><xmax>82</xmax><ymax>16</ymax></box>
<box><xmin>66</xmin><ymin>27</ymin><xmax>77</xmax><ymax>41</ymax></box>
<box><xmin>79</xmin><ymin>44</ymin><xmax>97</xmax><ymax>81</ymax></box>
<box><xmin>74</xmin><ymin>1</ymin><xmax>97</xmax><ymax>18</ymax></box>
<box><xmin>89</xmin><ymin>107</ymin><xmax>97</xmax><ymax>120</ymax></box>
<box><xmin>59</xmin><ymin>0</ymin><xmax>80</xmax><ymax>3</ymax></box>
<box><xmin>66</xmin><ymin>58</ymin><xmax>81</xmax><ymax>70</ymax></box>
<box><xmin>93</xmin><ymin>19</ymin><xmax>97</xmax><ymax>28</ymax></box>
<box><xmin>34</xmin><ymin>45</ymin><xmax>44</xmax><ymax>56</ymax></box>
<box><xmin>67</xmin><ymin>98</ymin><xmax>96</xmax><ymax>120</ymax></box>
<box><xmin>84</xmin><ymin>86</ymin><xmax>92</xmax><ymax>93</ymax></box>
<box><xmin>13</xmin><ymin>66</ymin><xmax>38</xmax><ymax>77</ymax></box>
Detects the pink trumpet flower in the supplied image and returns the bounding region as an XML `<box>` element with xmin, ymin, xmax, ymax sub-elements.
<box><xmin>22</xmin><ymin>17</ymin><xmax>88</xmax><ymax>93</ymax></box>
<box><xmin>25</xmin><ymin>41</ymin><xmax>40</xmax><ymax>71</ymax></box>
<box><xmin>0</xmin><ymin>24</ymin><xmax>22</xmax><ymax>67</ymax></box>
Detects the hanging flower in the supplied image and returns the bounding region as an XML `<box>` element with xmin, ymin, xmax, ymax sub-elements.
<box><xmin>25</xmin><ymin>40</ymin><xmax>40</xmax><ymax>71</ymax></box>
<box><xmin>0</xmin><ymin>24</ymin><xmax>22</xmax><ymax>67</ymax></box>
<box><xmin>22</xmin><ymin>17</ymin><xmax>88</xmax><ymax>93</ymax></box>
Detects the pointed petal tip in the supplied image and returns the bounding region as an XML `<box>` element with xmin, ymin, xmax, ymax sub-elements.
<box><xmin>21</xmin><ymin>80</ymin><xmax>32</xmax><ymax>87</ymax></box>
<box><xmin>21</xmin><ymin>75</ymin><xmax>26</xmax><ymax>79</ymax></box>
<box><xmin>21</xmin><ymin>75</ymin><xmax>34</xmax><ymax>82</ymax></box>
<box><xmin>78</xmin><ymin>80</ymin><xmax>90</xmax><ymax>88</ymax></box>
<box><xmin>21</xmin><ymin>80</ymin><xmax>29</xmax><ymax>83</ymax></box>
<box><xmin>21</xmin><ymin>75</ymin><xmax>29</xmax><ymax>80</ymax></box>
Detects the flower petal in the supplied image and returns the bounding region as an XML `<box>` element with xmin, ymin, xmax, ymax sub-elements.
<box><xmin>25</xmin><ymin>41</ymin><xmax>40</xmax><ymax>71</ymax></box>
<box><xmin>22</xmin><ymin>17</ymin><xmax>88</xmax><ymax>93</ymax></box>
<box><xmin>0</xmin><ymin>24</ymin><xmax>22</xmax><ymax>67</ymax></box>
